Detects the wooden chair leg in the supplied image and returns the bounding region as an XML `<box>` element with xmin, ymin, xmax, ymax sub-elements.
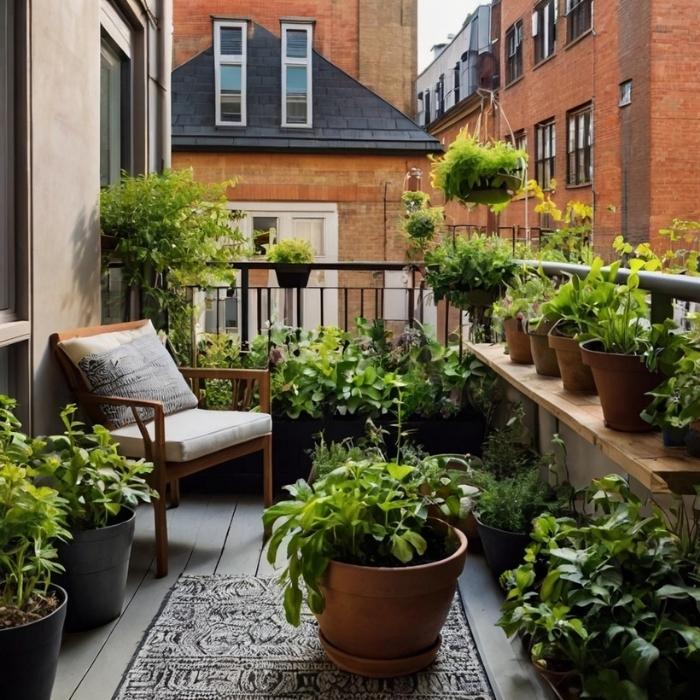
<box><xmin>169</xmin><ymin>478</ymin><xmax>181</xmax><ymax>508</ymax></box>
<box><xmin>153</xmin><ymin>493</ymin><xmax>169</xmax><ymax>578</ymax></box>
<box><xmin>263</xmin><ymin>434</ymin><xmax>273</xmax><ymax>538</ymax></box>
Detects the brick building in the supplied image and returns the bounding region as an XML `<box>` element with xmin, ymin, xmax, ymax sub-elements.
<box><xmin>171</xmin><ymin>0</ymin><xmax>440</xmax><ymax>332</ymax></box>
<box><xmin>418</xmin><ymin>0</ymin><xmax>700</xmax><ymax>254</ymax></box>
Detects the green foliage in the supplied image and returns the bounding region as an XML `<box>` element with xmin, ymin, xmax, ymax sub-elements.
<box><xmin>431</xmin><ymin>131</ymin><xmax>526</xmax><ymax>206</ymax></box>
<box><xmin>540</xmin><ymin>258</ymin><xmax>623</xmax><ymax>338</ymax></box>
<box><xmin>100</xmin><ymin>169</ymin><xmax>245</xmax><ymax>320</ymax></box>
<box><xmin>0</xmin><ymin>396</ymin><xmax>69</xmax><ymax>616</ymax></box>
<box><xmin>400</xmin><ymin>190</ymin><xmax>430</xmax><ymax>213</ymax></box>
<box><xmin>266</xmin><ymin>238</ymin><xmax>315</xmax><ymax>264</ymax></box>
<box><xmin>263</xmin><ymin>460</ymin><xmax>460</xmax><ymax>626</ymax></box>
<box><xmin>400</xmin><ymin>190</ymin><xmax>443</xmax><ymax>255</ymax></box>
<box><xmin>499</xmin><ymin>475</ymin><xmax>700</xmax><ymax>698</ymax></box>
<box><xmin>32</xmin><ymin>405</ymin><xmax>156</xmax><ymax>530</ymax></box>
<box><xmin>491</xmin><ymin>267</ymin><xmax>557</xmax><ymax>330</ymax></box>
<box><xmin>425</xmin><ymin>234</ymin><xmax>519</xmax><ymax>307</ymax></box>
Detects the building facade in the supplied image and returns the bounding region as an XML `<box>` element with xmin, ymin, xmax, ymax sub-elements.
<box><xmin>418</xmin><ymin>0</ymin><xmax>700</xmax><ymax>254</ymax></box>
<box><xmin>0</xmin><ymin>0</ymin><xmax>171</xmax><ymax>431</ymax></box>
<box><xmin>171</xmin><ymin>0</ymin><xmax>440</xmax><ymax>332</ymax></box>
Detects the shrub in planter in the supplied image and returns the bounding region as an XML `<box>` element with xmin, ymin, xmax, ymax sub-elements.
<box><xmin>579</xmin><ymin>263</ymin><xmax>686</xmax><ymax>432</ymax></box>
<box><xmin>0</xmin><ymin>397</ymin><xmax>69</xmax><ymax>700</ymax></box>
<box><xmin>499</xmin><ymin>474</ymin><xmax>700</xmax><ymax>700</ymax></box>
<box><xmin>266</xmin><ymin>238</ymin><xmax>315</xmax><ymax>288</ymax></box>
<box><xmin>431</xmin><ymin>131</ymin><xmax>527</xmax><ymax>206</ymax></box>
<box><xmin>540</xmin><ymin>259</ymin><xmax>621</xmax><ymax>393</ymax></box>
<box><xmin>263</xmin><ymin>460</ymin><xmax>468</xmax><ymax>677</ymax></box>
<box><xmin>33</xmin><ymin>405</ymin><xmax>156</xmax><ymax>631</ymax></box>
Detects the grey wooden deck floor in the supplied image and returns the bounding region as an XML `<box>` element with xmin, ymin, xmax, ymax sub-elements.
<box><xmin>53</xmin><ymin>494</ymin><xmax>550</xmax><ymax>700</ymax></box>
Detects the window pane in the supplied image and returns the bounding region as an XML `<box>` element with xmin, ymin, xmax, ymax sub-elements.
<box><xmin>220</xmin><ymin>27</ymin><xmax>243</xmax><ymax>56</ymax></box>
<box><xmin>1</xmin><ymin>0</ymin><xmax>13</xmax><ymax>312</ymax></box>
<box><xmin>292</xmin><ymin>218</ymin><xmax>324</xmax><ymax>255</ymax></box>
<box><xmin>286</xmin><ymin>29</ymin><xmax>307</xmax><ymax>58</ymax></box>
<box><xmin>220</xmin><ymin>64</ymin><xmax>242</xmax><ymax>122</ymax></box>
<box><xmin>100</xmin><ymin>42</ymin><xmax>124</xmax><ymax>187</ymax></box>
<box><xmin>286</xmin><ymin>66</ymin><xmax>308</xmax><ymax>124</ymax></box>
<box><xmin>252</xmin><ymin>216</ymin><xmax>278</xmax><ymax>254</ymax></box>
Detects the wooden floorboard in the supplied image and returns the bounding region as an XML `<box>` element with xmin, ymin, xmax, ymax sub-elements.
<box><xmin>215</xmin><ymin>496</ymin><xmax>265</xmax><ymax>576</ymax></box>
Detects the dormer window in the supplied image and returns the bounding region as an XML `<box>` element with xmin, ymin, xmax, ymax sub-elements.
<box><xmin>281</xmin><ymin>22</ymin><xmax>313</xmax><ymax>127</ymax></box>
<box><xmin>214</xmin><ymin>20</ymin><xmax>247</xmax><ymax>126</ymax></box>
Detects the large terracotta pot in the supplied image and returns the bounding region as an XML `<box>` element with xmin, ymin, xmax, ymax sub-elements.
<box><xmin>580</xmin><ymin>340</ymin><xmax>663</xmax><ymax>432</ymax></box>
<box><xmin>548</xmin><ymin>332</ymin><xmax>596</xmax><ymax>393</ymax></box>
<box><xmin>503</xmin><ymin>317</ymin><xmax>534</xmax><ymax>364</ymax></box>
<box><xmin>527</xmin><ymin>320</ymin><xmax>561</xmax><ymax>377</ymax></box>
<box><xmin>316</xmin><ymin>523</ymin><xmax>468</xmax><ymax>678</ymax></box>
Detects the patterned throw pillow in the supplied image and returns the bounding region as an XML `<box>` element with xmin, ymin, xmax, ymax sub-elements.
<box><xmin>78</xmin><ymin>334</ymin><xmax>198</xmax><ymax>428</ymax></box>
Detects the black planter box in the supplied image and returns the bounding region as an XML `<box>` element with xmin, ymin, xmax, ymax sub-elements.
<box><xmin>183</xmin><ymin>412</ymin><xmax>485</xmax><ymax>496</ymax></box>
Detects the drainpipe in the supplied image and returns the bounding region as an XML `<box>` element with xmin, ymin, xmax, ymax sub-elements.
<box><xmin>159</xmin><ymin>0</ymin><xmax>172</xmax><ymax>170</ymax></box>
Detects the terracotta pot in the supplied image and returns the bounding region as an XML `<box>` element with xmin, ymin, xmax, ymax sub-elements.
<box><xmin>527</xmin><ymin>320</ymin><xmax>561</xmax><ymax>377</ymax></box>
<box><xmin>580</xmin><ymin>340</ymin><xmax>663</xmax><ymax>432</ymax></box>
<box><xmin>316</xmin><ymin>522</ymin><xmax>468</xmax><ymax>678</ymax></box>
<box><xmin>503</xmin><ymin>317</ymin><xmax>534</xmax><ymax>364</ymax></box>
<box><xmin>548</xmin><ymin>332</ymin><xmax>596</xmax><ymax>393</ymax></box>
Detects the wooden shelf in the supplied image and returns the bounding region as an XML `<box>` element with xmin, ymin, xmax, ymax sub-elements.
<box><xmin>467</xmin><ymin>342</ymin><xmax>700</xmax><ymax>494</ymax></box>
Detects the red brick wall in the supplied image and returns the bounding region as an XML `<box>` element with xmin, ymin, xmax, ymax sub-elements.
<box><xmin>172</xmin><ymin>0</ymin><xmax>416</xmax><ymax>114</ymax></box>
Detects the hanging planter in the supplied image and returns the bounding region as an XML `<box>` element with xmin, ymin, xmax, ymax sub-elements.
<box><xmin>266</xmin><ymin>239</ymin><xmax>315</xmax><ymax>289</ymax></box>
<box><xmin>431</xmin><ymin>131</ymin><xmax>526</xmax><ymax>208</ymax></box>
<box><xmin>273</xmin><ymin>264</ymin><xmax>312</xmax><ymax>289</ymax></box>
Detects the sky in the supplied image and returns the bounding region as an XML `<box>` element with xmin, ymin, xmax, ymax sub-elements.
<box><xmin>418</xmin><ymin>0</ymin><xmax>482</xmax><ymax>72</ymax></box>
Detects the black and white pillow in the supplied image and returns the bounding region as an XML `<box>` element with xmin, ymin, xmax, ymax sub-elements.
<box><xmin>78</xmin><ymin>334</ymin><xmax>198</xmax><ymax>428</ymax></box>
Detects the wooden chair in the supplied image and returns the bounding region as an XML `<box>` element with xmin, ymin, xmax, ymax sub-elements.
<box><xmin>51</xmin><ymin>320</ymin><xmax>272</xmax><ymax>578</ymax></box>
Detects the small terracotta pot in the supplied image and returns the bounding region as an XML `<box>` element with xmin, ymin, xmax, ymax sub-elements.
<box><xmin>527</xmin><ymin>320</ymin><xmax>561</xmax><ymax>377</ymax></box>
<box><xmin>503</xmin><ymin>317</ymin><xmax>534</xmax><ymax>364</ymax></box>
<box><xmin>580</xmin><ymin>340</ymin><xmax>663</xmax><ymax>432</ymax></box>
<box><xmin>317</xmin><ymin>522</ymin><xmax>468</xmax><ymax>678</ymax></box>
<box><xmin>548</xmin><ymin>332</ymin><xmax>596</xmax><ymax>393</ymax></box>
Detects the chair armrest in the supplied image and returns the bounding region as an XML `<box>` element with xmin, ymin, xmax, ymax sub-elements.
<box><xmin>178</xmin><ymin>367</ymin><xmax>271</xmax><ymax>414</ymax></box>
<box><xmin>75</xmin><ymin>393</ymin><xmax>167</xmax><ymax>472</ymax></box>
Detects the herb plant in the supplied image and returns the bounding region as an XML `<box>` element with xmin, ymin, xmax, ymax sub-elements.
<box><xmin>499</xmin><ymin>475</ymin><xmax>700</xmax><ymax>699</ymax></box>
<box><xmin>266</xmin><ymin>238</ymin><xmax>315</xmax><ymax>264</ymax></box>
<box><xmin>263</xmin><ymin>461</ymin><xmax>459</xmax><ymax>625</ymax></box>
<box><xmin>34</xmin><ymin>405</ymin><xmax>156</xmax><ymax>530</ymax></box>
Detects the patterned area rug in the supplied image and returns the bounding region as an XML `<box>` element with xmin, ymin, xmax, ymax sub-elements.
<box><xmin>114</xmin><ymin>575</ymin><xmax>494</xmax><ymax>699</ymax></box>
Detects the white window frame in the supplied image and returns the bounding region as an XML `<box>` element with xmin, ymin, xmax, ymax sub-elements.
<box><xmin>214</xmin><ymin>20</ymin><xmax>247</xmax><ymax>127</ymax></box>
<box><xmin>281</xmin><ymin>22</ymin><xmax>313</xmax><ymax>128</ymax></box>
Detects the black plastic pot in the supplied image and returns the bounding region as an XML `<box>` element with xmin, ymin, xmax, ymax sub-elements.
<box><xmin>475</xmin><ymin>517</ymin><xmax>530</xmax><ymax>577</ymax></box>
<box><xmin>274</xmin><ymin>264</ymin><xmax>312</xmax><ymax>288</ymax></box>
<box><xmin>55</xmin><ymin>508</ymin><xmax>135</xmax><ymax>631</ymax></box>
<box><xmin>687</xmin><ymin>423</ymin><xmax>700</xmax><ymax>457</ymax></box>
<box><xmin>663</xmin><ymin>426</ymin><xmax>690</xmax><ymax>448</ymax></box>
<box><xmin>0</xmin><ymin>585</ymin><xmax>67</xmax><ymax>700</ymax></box>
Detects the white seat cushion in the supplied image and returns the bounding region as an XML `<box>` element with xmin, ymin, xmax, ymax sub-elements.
<box><xmin>110</xmin><ymin>408</ymin><xmax>272</xmax><ymax>463</ymax></box>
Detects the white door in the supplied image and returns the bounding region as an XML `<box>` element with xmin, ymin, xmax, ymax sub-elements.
<box><xmin>229</xmin><ymin>202</ymin><xmax>339</xmax><ymax>337</ymax></box>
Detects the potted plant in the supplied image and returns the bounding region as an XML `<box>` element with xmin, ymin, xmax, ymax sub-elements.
<box><xmin>431</xmin><ymin>131</ymin><xmax>527</xmax><ymax>206</ymax></box>
<box><xmin>0</xmin><ymin>396</ymin><xmax>70</xmax><ymax>700</ymax></box>
<box><xmin>400</xmin><ymin>190</ymin><xmax>443</xmax><ymax>258</ymax></box>
<box><xmin>266</xmin><ymin>238</ymin><xmax>316</xmax><ymax>288</ymax></box>
<box><xmin>540</xmin><ymin>259</ymin><xmax>620</xmax><ymax>393</ymax></box>
<box><xmin>34</xmin><ymin>405</ymin><xmax>155</xmax><ymax>631</ymax></box>
<box><xmin>499</xmin><ymin>474</ymin><xmax>700</xmax><ymax>700</ymax></box>
<box><xmin>263</xmin><ymin>459</ymin><xmax>468</xmax><ymax>677</ymax></box>
<box><xmin>579</xmin><ymin>263</ymin><xmax>685</xmax><ymax>432</ymax></box>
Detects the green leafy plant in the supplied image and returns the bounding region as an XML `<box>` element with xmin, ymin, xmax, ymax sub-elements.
<box><xmin>492</xmin><ymin>267</ymin><xmax>557</xmax><ymax>332</ymax></box>
<box><xmin>400</xmin><ymin>190</ymin><xmax>443</xmax><ymax>256</ymax></box>
<box><xmin>499</xmin><ymin>475</ymin><xmax>700</xmax><ymax>699</ymax></box>
<box><xmin>0</xmin><ymin>396</ymin><xmax>69</xmax><ymax>626</ymax></box>
<box><xmin>266</xmin><ymin>238</ymin><xmax>315</xmax><ymax>264</ymax></box>
<box><xmin>425</xmin><ymin>234</ymin><xmax>519</xmax><ymax>308</ymax></box>
<box><xmin>431</xmin><ymin>131</ymin><xmax>526</xmax><ymax>206</ymax></box>
<box><xmin>33</xmin><ymin>405</ymin><xmax>156</xmax><ymax>530</ymax></box>
<box><xmin>263</xmin><ymin>461</ymin><xmax>459</xmax><ymax>625</ymax></box>
<box><xmin>100</xmin><ymin>169</ymin><xmax>245</xmax><ymax>319</ymax></box>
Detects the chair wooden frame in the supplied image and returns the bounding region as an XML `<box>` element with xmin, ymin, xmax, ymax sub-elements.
<box><xmin>50</xmin><ymin>320</ymin><xmax>272</xmax><ymax>578</ymax></box>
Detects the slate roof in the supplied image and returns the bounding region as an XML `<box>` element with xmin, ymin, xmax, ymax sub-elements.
<box><xmin>172</xmin><ymin>23</ymin><xmax>442</xmax><ymax>154</ymax></box>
